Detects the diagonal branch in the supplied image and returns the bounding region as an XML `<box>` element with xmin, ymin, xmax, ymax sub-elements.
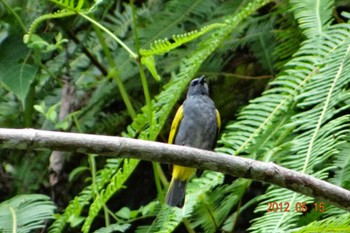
<box><xmin>0</xmin><ymin>128</ymin><xmax>349</xmax><ymax>211</ymax></box>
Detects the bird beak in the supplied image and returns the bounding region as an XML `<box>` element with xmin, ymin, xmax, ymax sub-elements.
<box><xmin>199</xmin><ymin>75</ymin><xmax>206</xmax><ymax>84</ymax></box>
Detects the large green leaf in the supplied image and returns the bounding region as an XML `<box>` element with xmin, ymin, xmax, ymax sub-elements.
<box><xmin>0</xmin><ymin>36</ymin><xmax>38</xmax><ymax>105</ymax></box>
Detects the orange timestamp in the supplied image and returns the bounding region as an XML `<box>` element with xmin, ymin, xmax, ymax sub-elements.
<box><xmin>267</xmin><ymin>202</ymin><xmax>326</xmax><ymax>213</ymax></box>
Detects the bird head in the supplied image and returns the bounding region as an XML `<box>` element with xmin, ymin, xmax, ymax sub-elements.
<box><xmin>187</xmin><ymin>75</ymin><xmax>209</xmax><ymax>97</ymax></box>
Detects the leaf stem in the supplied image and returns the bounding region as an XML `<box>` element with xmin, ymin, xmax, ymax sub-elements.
<box><xmin>78</xmin><ymin>12</ymin><xmax>138</xmax><ymax>60</ymax></box>
<box><xmin>93</xmin><ymin>25</ymin><xmax>136</xmax><ymax>119</ymax></box>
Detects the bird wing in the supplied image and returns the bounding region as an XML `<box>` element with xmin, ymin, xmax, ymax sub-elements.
<box><xmin>216</xmin><ymin>109</ymin><xmax>221</xmax><ymax>134</ymax></box>
<box><xmin>168</xmin><ymin>105</ymin><xmax>184</xmax><ymax>144</ymax></box>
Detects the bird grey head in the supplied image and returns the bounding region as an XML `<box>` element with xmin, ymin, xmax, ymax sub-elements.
<box><xmin>187</xmin><ymin>76</ymin><xmax>209</xmax><ymax>97</ymax></box>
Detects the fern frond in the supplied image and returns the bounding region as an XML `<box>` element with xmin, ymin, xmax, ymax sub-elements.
<box><xmin>93</xmin><ymin>223</ymin><xmax>131</xmax><ymax>233</ymax></box>
<box><xmin>218</xmin><ymin>23</ymin><xmax>350</xmax><ymax>158</ymax></box>
<box><xmin>248</xmin><ymin>24</ymin><xmax>350</xmax><ymax>232</ymax></box>
<box><xmin>217</xmin><ymin>47</ymin><xmax>316</xmax><ymax>157</ymax></box>
<box><xmin>24</xmin><ymin>10</ymin><xmax>76</xmax><ymax>45</ymax></box>
<box><xmin>136</xmin><ymin>171</ymin><xmax>225</xmax><ymax>232</ymax></box>
<box><xmin>49</xmin><ymin>195</ymin><xmax>87</xmax><ymax>233</ymax></box>
<box><xmin>289</xmin><ymin>0</ymin><xmax>334</xmax><ymax>38</ymax></box>
<box><xmin>103</xmin><ymin>3</ymin><xmax>133</xmax><ymax>38</ymax></box>
<box><xmin>135</xmin><ymin>206</ymin><xmax>182</xmax><ymax>233</ymax></box>
<box><xmin>190</xmin><ymin>179</ymin><xmax>251</xmax><ymax>232</ymax></box>
<box><xmin>139</xmin><ymin>23</ymin><xmax>226</xmax><ymax>56</ymax></box>
<box><xmin>330</xmin><ymin>140</ymin><xmax>350</xmax><ymax>188</ymax></box>
<box><xmin>129</xmin><ymin>0</ymin><xmax>273</xmax><ymax>148</ymax></box>
<box><xmin>292</xmin><ymin>213</ymin><xmax>350</xmax><ymax>233</ymax></box>
<box><xmin>138</xmin><ymin>0</ymin><xmax>221</xmax><ymax>47</ymax></box>
<box><xmin>245</xmin><ymin>14</ymin><xmax>276</xmax><ymax>74</ymax></box>
<box><xmin>94</xmin><ymin>111</ymin><xmax>130</xmax><ymax>135</ymax></box>
<box><xmin>50</xmin><ymin>0</ymin><xmax>85</xmax><ymax>11</ymax></box>
<box><xmin>0</xmin><ymin>194</ymin><xmax>56</xmax><ymax>233</ymax></box>
<box><xmin>272</xmin><ymin>1</ymin><xmax>303</xmax><ymax>70</ymax></box>
<box><xmin>322</xmin><ymin>129</ymin><xmax>350</xmax><ymax>217</ymax></box>
<box><xmin>24</xmin><ymin>0</ymin><xmax>87</xmax><ymax>45</ymax></box>
<box><xmin>273</xmin><ymin>26</ymin><xmax>302</xmax><ymax>70</ymax></box>
<box><xmin>81</xmin><ymin>159</ymin><xmax>139</xmax><ymax>233</ymax></box>
<box><xmin>49</xmin><ymin>164</ymin><xmax>119</xmax><ymax>233</ymax></box>
<box><xmin>52</xmin><ymin>0</ymin><xmax>273</xmax><ymax>231</ymax></box>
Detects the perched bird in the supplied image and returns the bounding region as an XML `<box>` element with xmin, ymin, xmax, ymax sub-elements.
<box><xmin>165</xmin><ymin>75</ymin><xmax>221</xmax><ymax>208</ymax></box>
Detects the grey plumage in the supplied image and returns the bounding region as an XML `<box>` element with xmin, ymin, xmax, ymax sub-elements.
<box><xmin>165</xmin><ymin>76</ymin><xmax>219</xmax><ymax>208</ymax></box>
<box><xmin>174</xmin><ymin>76</ymin><xmax>218</xmax><ymax>150</ymax></box>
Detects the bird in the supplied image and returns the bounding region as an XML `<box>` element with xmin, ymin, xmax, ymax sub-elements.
<box><xmin>165</xmin><ymin>75</ymin><xmax>221</xmax><ymax>208</ymax></box>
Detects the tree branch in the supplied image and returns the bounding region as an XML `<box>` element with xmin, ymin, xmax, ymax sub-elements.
<box><xmin>0</xmin><ymin>128</ymin><xmax>349</xmax><ymax>211</ymax></box>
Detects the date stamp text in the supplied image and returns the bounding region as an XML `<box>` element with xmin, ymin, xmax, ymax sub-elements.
<box><xmin>267</xmin><ymin>202</ymin><xmax>325</xmax><ymax>213</ymax></box>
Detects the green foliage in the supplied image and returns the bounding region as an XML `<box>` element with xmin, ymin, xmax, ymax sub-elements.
<box><xmin>330</xmin><ymin>142</ymin><xmax>350</xmax><ymax>188</ymax></box>
<box><xmin>24</xmin><ymin>11</ymin><xmax>76</xmax><ymax>45</ymax></box>
<box><xmin>93</xmin><ymin>223</ymin><xmax>131</xmax><ymax>233</ymax></box>
<box><xmin>292</xmin><ymin>213</ymin><xmax>350</xmax><ymax>233</ymax></box>
<box><xmin>2</xmin><ymin>0</ymin><xmax>350</xmax><ymax>232</ymax></box>
<box><xmin>136</xmin><ymin>171</ymin><xmax>225</xmax><ymax>232</ymax></box>
<box><xmin>81</xmin><ymin>159</ymin><xmax>139</xmax><ymax>233</ymax></box>
<box><xmin>0</xmin><ymin>36</ymin><xmax>38</xmax><ymax>107</ymax></box>
<box><xmin>190</xmin><ymin>179</ymin><xmax>251</xmax><ymax>232</ymax></box>
<box><xmin>0</xmin><ymin>194</ymin><xmax>56</xmax><ymax>233</ymax></box>
<box><xmin>290</xmin><ymin>0</ymin><xmax>334</xmax><ymax>37</ymax></box>
<box><xmin>50</xmin><ymin>0</ymin><xmax>85</xmax><ymax>11</ymax></box>
<box><xmin>139</xmin><ymin>23</ymin><xmax>226</xmax><ymax>56</ymax></box>
<box><xmin>218</xmin><ymin>0</ymin><xmax>350</xmax><ymax>232</ymax></box>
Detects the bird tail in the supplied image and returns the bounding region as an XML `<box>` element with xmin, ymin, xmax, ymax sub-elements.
<box><xmin>165</xmin><ymin>178</ymin><xmax>187</xmax><ymax>208</ymax></box>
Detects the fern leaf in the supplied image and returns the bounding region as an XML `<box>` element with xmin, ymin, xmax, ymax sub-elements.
<box><xmin>49</xmin><ymin>164</ymin><xmax>119</xmax><ymax>233</ymax></box>
<box><xmin>50</xmin><ymin>0</ymin><xmax>85</xmax><ymax>11</ymax></box>
<box><xmin>289</xmin><ymin>0</ymin><xmax>334</xmax><ymax>38</ymax></box>
<box><xmin>93</xmin><ymin>223</ymin><xmax>131</xmax><ymax>233</ymax></box>
<box><xmin>24</xmin><ymin>0</ymin><xmax>89</xmax><ymax>45</ymax></box>
<box><xmin>190</xmin><ymin>179</ymin><xmax>251</xmax><ymax>232</ymax></box>
<box><xmin>138</xmin><ymin>0</ymin><xmax>221</xmax><ymax>47</ymax></box>
<box><xmin>136</xmin><ymin>171</ymin><xmax>224</xmax><ymax>232</ymax></box>
<box><xmin>129</xmin><ymin>0</ymin><xmax>274</xmax><ymax>231</ymax></box>
<box><xmin>103</xmin><ymin>3</ymin><xmax>133</xmax><ymax>38</ymax></box>
<box><xmin>292</xmin><ymin>213</ymin><xmax>350</xmax><ymax>233</ymax></box>
<box><xmin>82</xmin><ymin>159</ymin><xmax>139</xmax><ymax>233</ymax></box>
<box><xmin>330</xmin><ymin>140</ymin><xmax>350</xmax><ymax>188</ymax></box>
<box><xmin>139</xmin><ymin>23</ymin><xmax>226</xmax><ymax>56</ymax></box>
<box><xmin>24</xmin><ymin>10</ymin><xmax>76</xmax><ymax>45</ymax></box>
<box><xmin>0</xmin><ymin>194</ymin><xmax>56</xmax><ymax>233</ymax></box>
<box><xmin>248</xmin><ymin>24</ymin><xmax>350</xmax><ymax>232</ymax></box>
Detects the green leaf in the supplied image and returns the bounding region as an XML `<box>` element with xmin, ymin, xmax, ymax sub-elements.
<box><xmin>33</xmin><ymin>102</ymin><xmax>46</xmax><ymax>115</ymax></box>
<box><xmin>46</xmin><ymin>103</ymin><xmax>59</xmax><ymax>123</ymax></box>
<box><xmin>1</xmin><ymin>64</ymin><xmax>37</xmax><ymax>105</ymax></box>
<box><xmin>0</xmin><ymin>194</ymin><xmax>56</xmax><ymax>233</ymax></box>
<box><xmin>68</xmin><ymin>213</ymin><xmax>85</xmax><ymax>228</ymax></box>
<box><xmin>141</xmin><ymin>55</ymin><xmax>161</xmax><ymax>81</ymax></box>
<box><xmin>26</xmin><ymin>34</ymin><xmax>50</xmax><ymax>50</ymax></box>
<box><xmin>116</xmin><ymin>207</ymin><xmax>131</xmax><ymax>220</ymax></box>
<box><xmin>0</xmin><ymin>36</ymin><xmax>38</xmax><ymax>105</ymax></box>
<box><xmin>68</xmin><ymin>166</ymin><xmax>89</xmax><ymax>182</ymax></box>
